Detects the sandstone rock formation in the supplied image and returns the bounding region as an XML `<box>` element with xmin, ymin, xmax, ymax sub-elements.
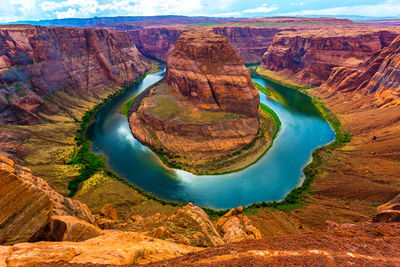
<box><xmin>129</xmin><ymin>30</ymin><xmax>260</xmax><ymax>165</ymax></box>
<box><xmin>216</xmin><ymin>206</ymin><xmax>261</xmax><ymax>243</ymax></box>
<box><xmin>374</xmin><ymin>194</ymin><xmax>400</xmax><ymax>222</ymax></box>
<box><xmin>0</xmin><ymin>155</ymin><xmax>95</xmax><ymax>245</ymax></box>
<box><xmin>0</xmin><ymin>25</ymin><xmax>151</xmax><ymax>124</ymax></box>
<box><xmin>0</xmin><ymin>231</ymin><xmax>200</xmax><ymax>266</ymax></box>
<box><xmin>261</xmin><ymin>29</ymin><xmax>400</xmax><ymax>86</ymax></box>
<box><xmin>100</xmin><ymin>204</ymin><xmax>118</xmax><ymax>220</ymax></box>
<box><xmin>165</xmin><ymin>30</ymin><xmax>259</xmax><ymax>116</ymax></box>
<box><xmin>46</xmin><ymin>216</ymin><xmax>103</xmax><ymax>242</ymax></box>
<box><xmin>325</xmin><ymin>35</ymin><xmax>400</xmax><ymax>107</ymax></box>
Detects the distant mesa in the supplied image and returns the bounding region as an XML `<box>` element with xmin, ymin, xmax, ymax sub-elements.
<box><xmin>128</xmin><ymin>30</ymin><xmax>277</xmax><ymax>174</ymax></box>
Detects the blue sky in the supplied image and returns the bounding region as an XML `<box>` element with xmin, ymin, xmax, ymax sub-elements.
<box><xmin>1</xmin><ymin>0</ymin><xmax>400</xmax><ymax>23</ymax></box>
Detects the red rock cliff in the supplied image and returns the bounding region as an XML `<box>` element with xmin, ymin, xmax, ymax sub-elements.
<box><xmin>261</xmin><ymin>29</ymin><xmax>400</xmax><ymax>86</ymax></box>
<box><xmin>128</xmin><ymin>26</ymin><xmax>284</xmax><ymax>63</ymax></box>
<box><xmin>324</xmin><ymin>35</ymin><xmax>400</xmax><ymax>107</ymax></box>
<box><xmin>0</xmin><ymin>25</ymin><xmax>151</xmax><ymax>124</ymax></box>
<box><xmin>166</xmin><ymin>30</ymin><xmax>259</xmax><ymax>116</ymax></box>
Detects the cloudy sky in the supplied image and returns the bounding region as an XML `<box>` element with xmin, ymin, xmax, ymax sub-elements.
<box><xmin>1</xmin><ymin>0</ymin><xmax>400</xmax><ymax>23</ymax></box>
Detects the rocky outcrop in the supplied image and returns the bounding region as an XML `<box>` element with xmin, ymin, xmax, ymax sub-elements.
<box><xmin>100</xmin><ymin>204</ymin><xmax>118</xmax><ymax>220</ymax></box>
<box><xmin>0</xmin><ymin>155</ymin><xmax>95</xmax><ymax>245</ymax></box>
<box><xmin>165</xmin><ymin>30</ymin><xmax>259</xmax><ymax>116</ymax></box>
<box><xmin>46</xmin><ymin>216</ymin><xmax>103</xmax><ymax>242</ymax></box>
<box><xmin>325</xmin><ymin>35</ymin><xmax>400</xmax><ymax>107</ymax></box>
<box><xmin>374</xmin><ymin>194</ymin><xmax>400</xmax><ymax>222</ymax></box>
<box><xmin>129</xmin><ymin>31</ymin><xmax>260</xmax><ymax>164</ymax></box>
<box><xmin>216</xmin><ymin>206</ymin><xmax>261</xmax><ymax>243</ymax></box>
<box><xmin>0</xmin><ymin>231</ymin><xmax>200</xmax><ymax>265</ymax></box>
<box><xmin>0</xmin><ymin>25</ymin><xmax>151</xmax><ymax>124</ymax></box>
<box><xmin>261</xmin><ymin>29</ymin><xmax>400</xmax><ymax>86</ymax></box>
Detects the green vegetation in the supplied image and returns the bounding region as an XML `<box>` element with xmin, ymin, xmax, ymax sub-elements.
<box><xmin>121</xmin><ymin>97</ymin><xmax>136</xmax><ymax>119</ymax></box>
<box><xmin>5</xmin><ymin>94</ymin><xmax>11</xmax><ymax>102</ymax></box>
<box><xmin>250</xmin><ymin>66</ymin><xmax>314</xmax><ymax>90</ymax></box>
<box><xmin>254</xmin><ymin>81</ymin><xmax>271</xmax><ymax>96</ymax></box>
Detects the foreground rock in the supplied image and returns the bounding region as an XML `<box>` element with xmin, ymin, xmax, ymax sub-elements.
<box><xmin>0</xmin><ymin>231</ymin><xmax>200</xmax><ymax>266</ymax></box>
<box><xmin>129</xmin><ymin>30</ymin><xmax>263</xmax><ymax>172</ymax></box>
<box><xmin>261</xmin><ymin>28</ymin><xmax>400</xmax><ymax>86</ymax></box>
<box><xmin>216</xmin><ymin>206</ymin><xmax>261</xmax><ymax>243</ymax></box>
<box><xmin>374</xmin><ymin>194</ymin><xmax>400</xmax><ymax>222</ymax></box>
<box><xmin>0</xmin><ymin>155</ymin><xmax>96</xmax><ymax>245</ymax></box>
<box><xmin>150</xmin><ymin>222</ymin><xmax>400</xmax><ymax>266</ymax></box>
<box><xmin>0</xmin><ymin>25</ymin><xmax>151</xmax><ymax>124</ymax></box>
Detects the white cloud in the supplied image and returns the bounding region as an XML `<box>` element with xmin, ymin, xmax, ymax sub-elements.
<box><xmin>55</xmin><ymin>8</ymin><xmax>77</xmax><ymax>19</ymax></box>
<box><xmin>243</xmin><ymin>3</ymin><xmax>278</xmax><ymax>14</ymax></box>
<box><xmin>282</xmin><ymin>0</ymin><xmax>400</xmax><ymax>17</ymax></box>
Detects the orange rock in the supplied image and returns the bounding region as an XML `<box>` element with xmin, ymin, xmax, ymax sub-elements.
<box><xmin>46</xmin><ymin>216</ymin><xmax>103</xmax><ymax>242</ymax></box>
<box><xmin>374</xmin><ymin>194</ymin><xmax>400</xmax><ymax>222</ymax></box>
<box><xmin>100</xmin><ymin>204</ymin><xmax>118</xmax><ymax>220</ymax></box>
<box><xmin>0</xmin><ymin>231</ymin><xmax>201</xmax><ymax>265</ymax></box>
<box><xmin>0</xmin><ymin>156</ymin><xmax>96</xmax><ymax>245</ymax></box>
<box><xmin>216</xmin><ymin>206</ymin><xmax>261</xmax><ymax>243</ymax></box>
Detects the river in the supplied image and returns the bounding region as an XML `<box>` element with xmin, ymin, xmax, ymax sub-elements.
<box><xmin>87</xmin><ymin>66</ymin><xmax>335</xmax><ymax>209</ymax></box>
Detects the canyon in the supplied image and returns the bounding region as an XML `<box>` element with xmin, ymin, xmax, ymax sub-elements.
<box><xmin>128</xmin><ymin>30</ymin><xmax>277</xmax><ymax>174</ymax></box>
<box><xmin>0</xmin><ymin>25</ymin><xmax>151</xmax><ymax>124</ymax></box>
<box><xmin>0</xmin><ymin>15</ymin><xmax>400</xmax><ymax>266</ymax></box>
<box><xmin>260</xmin><ymin>28</ymin><xmax>400</xmax><ymax>86</ymax></box>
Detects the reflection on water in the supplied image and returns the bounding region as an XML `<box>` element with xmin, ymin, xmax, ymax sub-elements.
<box><xmin>88</xmin><ymin>66</ymin><xmax>335</xmax><ymax>209</ymax></box>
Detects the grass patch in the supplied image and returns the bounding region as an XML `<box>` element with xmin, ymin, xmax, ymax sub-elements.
<box><xmin>121</xmin><ymin>97</ymin><xmax>136</xmax><ymax>119</ymax></box>
<box><xmin>250</xmin><ymin>66</ymin><xmax>314</xmax><ymax>90</ymax></box>
<box><xmin>254</xmin><ymin>82</ymin><xmax>271</xmax><ymax>96</ymax></box>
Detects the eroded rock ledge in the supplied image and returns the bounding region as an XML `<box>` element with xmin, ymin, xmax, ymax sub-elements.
<box><xmin>129</xmin><ymin>31</ymin><xmax>277</xmax><ymax>174</ymax></box>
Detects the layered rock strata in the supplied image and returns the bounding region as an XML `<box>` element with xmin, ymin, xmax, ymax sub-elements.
<box><xmin>129</xmin><ymin>31</ymin><xmax>260</xmax><ymax>163</ymax></box>
<box><xmin>0</xmin><ymin>155</ymin><xmax>97</xmax><ymax>245</ymax></box>
<box><xmin>261</xmin><ymin>29</ymin><xmax>400</xmax><ymax>86</ymax></box>
<box><xmin>0</xmin><ymin>25</ymin><xmax>151</xmax><ymax>124</ymax></box>
<box><xmin>324</xmin><ymin>35</ymin><xmax>400</xmax><ymax>107</ymax></box>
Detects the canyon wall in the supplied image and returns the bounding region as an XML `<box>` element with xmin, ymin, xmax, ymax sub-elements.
<box><xmin>0</xmin><ymin>25</ymin><xmax>151</xmax><ymax>124</ymax></box>
<box><xmin>260</xmin><ymin>29</ymin><xmax>400</xmax><ymax>86</ymax></box>
<box><xmin>128</xmin><ymin>26</ymin><xmax>285</xmax><ymax>63</ymax></box>
<box><xmin>324</xmin><ymin>35</ymin><xmax>400</xmax><ymax>107</ymax></box>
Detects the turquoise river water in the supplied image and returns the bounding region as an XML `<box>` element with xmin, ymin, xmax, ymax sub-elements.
<box><xmin>87</xmin><ymin>66</ymin><xmax>335</xmax><ymax>209</ymax></box>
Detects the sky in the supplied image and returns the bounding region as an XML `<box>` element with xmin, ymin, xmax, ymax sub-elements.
<box><xmin>1</xmin><ymin>0</ymin><xmax>400</xmax><ymax>23</ymax></box>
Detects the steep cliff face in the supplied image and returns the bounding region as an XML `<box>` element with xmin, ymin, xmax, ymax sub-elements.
<box><xmin>128</xmin><ymin>26</ymin><xmax>285</xmax><ymax>63</ymax></box>
<box><xmin>261</xmin><ymin>29</ymin><xmax>400</xmax><ymax>86</ymax></box>
<box><xmin>212</xmin><ymin>27</ymin><xmax>284</xmax><ymax>63</ymax></box>
<box><xmin>128</xmin><ymin>27</ymin><xmax>182</xmax><ymax>61</ymax></box>
<box><xmin>129</xmin><ymin>31</ymin><xmax>261</xmax><ymax>169</ymax></box>
<box><xmin>0</xmin><ymin>25</ymin><xmax>151</xmax><ymax>124</ymax></box>
<box><xmin>325</xmin><ymin>35</ymin><xmax>400</xmax><ymax>107</ymax></box>
<box><xmin>166</xmin><ymin>31</ymin><xmax>259</xmax><ymax>116</ymax></box>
